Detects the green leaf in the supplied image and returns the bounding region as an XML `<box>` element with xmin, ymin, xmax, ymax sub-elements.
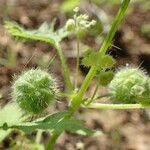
<box><xmin>57</xmin><ymin>118</ymin><xmax>102</xmax><ymax>136</ymax></box>
<box><xmin>4</xmin><ymin>21</ymin><xmax>69</xmax><ymax>47</ymax></box>
<box><xmin>101</xmin><ymin>55</ymin><xmax>116</xmax><ymax>68</ymax></box>
<box><xmin>97</xmin><ymin>70</ymin><xmax>114</xmax><ymax>86</ymax></box>
<box><xmin>82</xmin><ymin>51</ymin><xmax>116</xmax><ymax>68</ymax></box>
<box><xmin>0</xmin><ymin>103</ymin><xmax>24</xmax><ymax>127</ymax></box>
<box><xmin>0</xmin><ymin>111</ymin><xmax>102</xmax><ymax>137</ymax></box>
<box><xmin>11</xmin><ymin>111</ymin><xmax>69</xmax><ymax>133</ymax></box>
<box><xmin>36</xmin><ymin>112</ymin><xmax>101</xmax><ymax>136</ymax></box>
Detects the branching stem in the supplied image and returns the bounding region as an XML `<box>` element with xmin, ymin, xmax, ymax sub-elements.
<box><xmin>47</xmin><ymin>1</ymin><xmax>131</xmax><ymax>149</ymax></box>
<box><xmin>70</xmin><ymin>0</ymin><xmax>131</xmax><ymax>113</ymax></box>
<box><xmin>83</xmin><ymin>103</ymin><xmax>150</xmax><ymax>109</ymax></box>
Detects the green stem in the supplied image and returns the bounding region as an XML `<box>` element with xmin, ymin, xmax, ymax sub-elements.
<box><xmin>92</xmin><ymin>93</ymin><xmax>111</xmax><ymax>101</ymax></box>
<box><xmin>70</xmin><ymin>0</ymin><xmax>130</xmax><ymax>112</ymax></box>
<box><xmin>86</xmin><ymin>83</ymin><xmax>99</xmax><ymax>105</ymax></box>
<box><xmin>91</xmin><ymin>84</ymin><xmax>99</xmax><ymax>100</ymax></box>
<box><xmin>75</xmin><ymin>37</ymin><xmax>80</xmax><ymax>88</ymax></box>
<box><xmin>35</xmin><ymin>130</ymin><xmax>42</xmax><ymax>144</ymax></box>
<box><xmin>83</xmin><ymin>103</ymin><xmax>150</xmax><ymax>109</ymax></box>
<box><xmin>55</xmin><ymin>44</ymin><xmax>74</xmax><ymax>93</ymax></box>
<box><xmin>99</xmin><ymin>0</ymin><xmax>130</xmax><ymax>55</ymax></box>
<box><xmin>83</xmin><ymin>93</ymin><xmax>110</xmax><ymax>104</ymax></box>
<box><xmin>46</xmin><ymin>131</ymin><xmax>61</xmax><ymax>150</ymax></box>
<box><xmin>45</xmin><ymin>1</ymin><xmax>131</xmax><ymax>148</ymax></box>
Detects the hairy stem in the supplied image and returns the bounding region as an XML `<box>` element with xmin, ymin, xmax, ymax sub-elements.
<box><xmin>75</xmin><ymin>37</ymin><xmax>80</xmax><ymax>88</ymax></box>
<box><xmin>83</xmin><ymin>103</ymin><xmax>150</xmax><ymax>109</ymax></box>
<box><xmin>70</xmin><ymin>0</ymin><xmax>130</xmax><ymax>112</ymax></box>
<box><xmin>56</xmin><ymin>44</ymin><xmax>74</xmax><ymax>93</ymax></box>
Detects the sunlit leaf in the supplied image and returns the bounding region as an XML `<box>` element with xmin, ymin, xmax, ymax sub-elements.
<box><xmin>57</xmin><ymin>118</ymin><xmax>102</xmax><ymax>136</ymax></box>
<box><xmin>11</xmin><ymin>111</ymin><xmax>69</xmax><ymax>133</ymax></box>
<box><xmin>0</xmin><ymin>103</ymin><xmax>25</xmax><ymax>142</ymax></box>
<box><xmin>82</xmin><ymin>51</ymin><xmax>116</xmax><ymax>68</ymax></box>
<box><xmin>4</xmin><ymin>21</ymin><xmax>69</xmax><ymax>48</ymax></box>
<box><xmin>0</xmin><ymin>110</ymin><xmax>102</xmax><ymax>137</ymax></box>
<box><xmin>0</xmin><ymin>103</ymin><xmax>24</xmax><ymax>127</ymax></box>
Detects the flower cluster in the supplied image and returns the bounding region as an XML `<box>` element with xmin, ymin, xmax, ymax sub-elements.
<box><xmin>65</xmin><ymin>7</ymin><xmax>96</xmax><ymax>38</ymax></box>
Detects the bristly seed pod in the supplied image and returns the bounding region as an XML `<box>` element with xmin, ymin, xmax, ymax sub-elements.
<box><xmin>108</xmin><ymin>66</ymin><xmax>150</xmax><ymax>104</ymax></box>
<box><xmin>12</xmin><ymin>69</ymin><xmax>58</xmax><ymax>114</ymax></box>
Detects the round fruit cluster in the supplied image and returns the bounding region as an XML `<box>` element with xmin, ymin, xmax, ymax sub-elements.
<box><xmin>12</xmin><ymin>69</ymin><xmax>58</xmax><ymax>114</ymax></box>
<box><xmin>108</xmin><ymin>67</ymin><xmax>150</xmax><ymax>105</ymax></box>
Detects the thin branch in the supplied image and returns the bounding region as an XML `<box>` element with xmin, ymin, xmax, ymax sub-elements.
<box><xmin>83</xmin><ymin>103</ymin><xmax>150</xmax><ymax>109</ymax></box>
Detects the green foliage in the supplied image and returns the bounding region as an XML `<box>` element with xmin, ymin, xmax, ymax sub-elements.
<box><xmin>82</xmin><ymin>51</ymin><xmax>116</xmax><ymax>68</ymax></box>
<box><xmin>0</xmin><ymin>111</ymin><xmax>101</xmax><ymax>137</ymax></box>
<box><xmin>10</xmin><ymin>111</ymin><xmax>69</xmax><ymax>133</ymax></box>
<box><xmin>0</xmin><ymin>103</ymin><xmax>24</xmax><ymax>142</ymax></box>
<box><xmin>4</xmin><ymin>21</ymin><xmax>68</xmax><ymax>47</ymax></box>
<box><xmin>0</xmin><ymin>103</ymin><xmax>17</xmax><ymax>142</ymax></box>
<box><xmin>97</xmin><ymin>70</ymin><xmax>114</xmax><ymax>86</ymax></box>
<box><xmin>108</xmin><ymin>67</ymin><xmax>150</xmax><ymax>104</ymax></box>
<box><xmin>12</xmin><ymin>69</ymin><xmax>58</xmax><ymax>114</ymax></box>
<box><xmin>0</xmin><ymin>103</ymin><xmax>24</xmax><ymax>127</ymax></box>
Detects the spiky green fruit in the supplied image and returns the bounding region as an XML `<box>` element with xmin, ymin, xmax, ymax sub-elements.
<box><xmin>12</xmin><ymin>69</ymin><xmax>58</xmax><ymax>114</ymax></box>
<box><xmin>108</xmin><ymin>67</ymin><xmax>150</xmax><ymax>104</ymax></box>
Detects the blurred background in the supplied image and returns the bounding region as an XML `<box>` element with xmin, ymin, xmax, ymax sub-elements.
<box><xmin>0</xmin><ymin>0</ymin><xmax>150</xmax><ymax>150</ymax></box>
